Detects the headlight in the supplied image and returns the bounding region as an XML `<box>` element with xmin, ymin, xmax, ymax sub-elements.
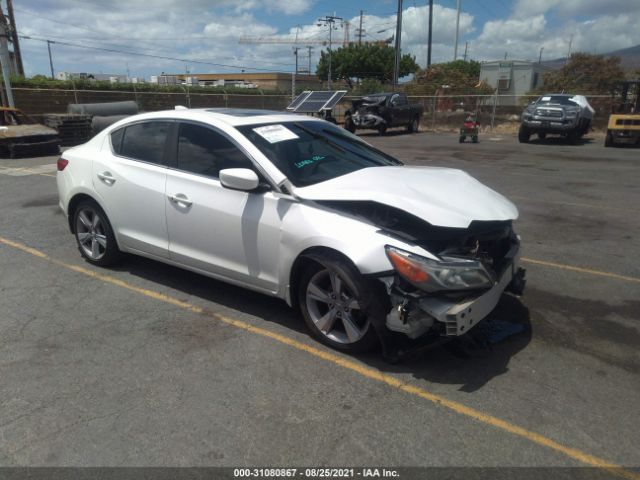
<box><xmin>385</xmin><ymin>246</ymin><xmax>494</xmax><ymax>292</ymax></box>
<box><xmin>564</xmin><ymin>108</ymin><xmax>579</xmax><ymax>118</ymax></box>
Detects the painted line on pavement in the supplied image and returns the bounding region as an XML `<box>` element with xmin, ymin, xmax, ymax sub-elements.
<box><xmin>0</xmin><ymin>235</ymin><xmax>638</xmax><ymax>480</ymax></box>
<box><xmin>522</xmin><ymin>257</ymin><xmax>640</xmax><ymax>284</ymax></box>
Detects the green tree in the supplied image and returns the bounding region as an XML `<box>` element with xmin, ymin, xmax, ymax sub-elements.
<box><xmin>316</xmin><ymin>43</ymin><xmax>419</xmax><ymax>87</ymax></box>
<box><xmin>534</xmin><ymin>52</ymin><xmax>625</xmax><ymax>95</ymax></box>
<box><xmin>409</xmin><ymin>59</ymin><xmax>491</xmax><ymax>95</ymax></box>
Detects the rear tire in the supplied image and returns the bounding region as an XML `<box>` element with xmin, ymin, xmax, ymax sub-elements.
<box><xmin>518</xmin><ymin>125</ymin><xmax>530</xmax><ymax>143</ymax></box>
<box><xmin>407</xmin><ymin>117</ymin><xmax>419</xmax><ymax>133</ymax></box>
<box><xmin>472</xmin><ymin>135</ymin><xmax>478</xmax><ymax>143</ymax></box>
<box><xmin>73</xmin><ymin>200</ymin><xmax>122</xmax><ymax>267</ymax></box>
<box><xmin>459</xmin><ymin>135</ymin><xmax>465</xmax><ymax>143</ymax></box>
<box><xmin>298</xmin><ymin>255</ymin><xmax>381</xmax><ymax>353</ymax></box>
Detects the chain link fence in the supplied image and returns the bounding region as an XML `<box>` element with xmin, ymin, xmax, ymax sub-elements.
<box><xmin>15</xmin><ymin>88</ymin><xmax>614</xmax><ymax>131</ymax></box>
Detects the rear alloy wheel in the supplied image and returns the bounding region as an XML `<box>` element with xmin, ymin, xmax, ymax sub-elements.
<box><xmin>73</xmin><ymin>201</ymin><xmax>121</xmax><ymax>266</ymax></box>
<box><xmin>518</xmin><ymin>125</ymin><xmax>530</xmax><ymax>143</ymax></box>
<box><xmin>298</xmin><ymin>258</ymin><xmax>379</xmax><ymax>352</ymax></box>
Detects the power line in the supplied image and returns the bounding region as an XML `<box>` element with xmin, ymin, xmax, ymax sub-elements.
<box><xmin>20</xmin><ymin>36</ymin><xmax>296</xmax><ymax>73</ymax></box>
<box><xmin>21</xmin><ymin>32</ymin><xmax>297</xmax><ymax>69</ymax></box>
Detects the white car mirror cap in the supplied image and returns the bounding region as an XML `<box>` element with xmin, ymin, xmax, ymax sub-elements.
<box><xmin>219</xmin><ymin>168</ymin><xmax>260</xmax><ymax>192</ymax></box>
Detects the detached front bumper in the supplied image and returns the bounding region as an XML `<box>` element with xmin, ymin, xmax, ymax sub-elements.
<box><xmin>352</xmin><ymin>112</ymin><xmax>385</xmax><ymax>128</ymax></box>
<box><xmin>385</xmin><ymin>242</ymin><xmax>525</xmax><ymax>339</ymax></box>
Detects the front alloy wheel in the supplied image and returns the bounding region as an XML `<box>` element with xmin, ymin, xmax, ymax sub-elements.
<box><xmin>299</xmin><ymin>258</ymin><xmax>379</xmax><ymax>352</ymax></box>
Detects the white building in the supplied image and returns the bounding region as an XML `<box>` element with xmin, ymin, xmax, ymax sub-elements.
<box><xmin>56</xmin><ymin>72</ymin><xmax>128</xmax><ymax>83</ymax></box>
<box><xmin>479</xmin><ymin>61</ymin><xmax>554</xmax><ymax>106</ymax></box>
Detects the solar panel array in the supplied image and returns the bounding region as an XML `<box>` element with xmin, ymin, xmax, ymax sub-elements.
<box><xmin>286</xmin><ymin>91</ymin><xmax>348</xmax><ymax>113</ymax></box>
<box><xmin>286</xmin><ymin>91</ymin><xmax>311</xmax><ymax>111</ymax></box>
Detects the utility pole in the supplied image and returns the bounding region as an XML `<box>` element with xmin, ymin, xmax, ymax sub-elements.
<box><xmin>427</xmin><ymin>0</ymin><xmax>433</xmax><ymax>67</ymax></box>
<box><xmin>292</xmin><ymin>47</ymin><xmax>299</xmax><ymax>100</ymax></box>
<box><xmin>454</xmin><ymin>0</ymin><xmax>461</xmax><ymax>60</ymax></box>
<box><xmin>317</xmin><ymin>15</ymin><xmax>342</xmax><ymax>90</ymax></box>
<box><xmin>463</xmin><ymin>42</ymin><xmax>468</xmax><ymax>61</ymax></box>
<box><xmin>393</xmin><ymin>0</ymin><xmax>403</xmax><ymax>87</ymax></box>
<box><xmin>0</xmin><ymin>11</ymin><xmax>15</xmax><ymax>107</ymax></box>
<box><xmin>565</xmin><ymin>34</ymin><xmax>573</xmax><ymax>65</ymax></box>
<box><xmin>357</xmin><ymin>10</ymin><xmax>364</xmax><ymax>45</ymax></box>
<box><xmin>6</xmin><ymin>0</ymin><xmax>23</xmax><ymax>77</ymax></box>
<box><xmin>47</xmin><ymin>40</ymin><xmax>55</xmax><ymax>79</ymax></box>
<box><xmin>307</xmin><ymin>46</ymin><xmax>313</xmax><ymax>74</ymax></box>
<box><xmin>538</xmin><ymin>47</ymin><xmax>544</xmax><ymax>64</ymax></box>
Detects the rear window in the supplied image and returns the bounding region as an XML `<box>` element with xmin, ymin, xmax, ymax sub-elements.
<box><xmin>110</xmin><ymin>128</ymin><xmax>124</xmax><ymax>154</ymax></box>
<box><xmin>118</xmin><ymin>121</ymin><xmax>171</xmax><ymax>165</ymax></box>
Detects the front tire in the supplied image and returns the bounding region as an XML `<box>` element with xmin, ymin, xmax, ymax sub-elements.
<box><xmin>73</xmin><ymin>200</ymin><xmax>121</xmax><ymax>266</ymax></box>
<box><xmin>344</xmin><ymin>115</ymin><xmax>356</xmax><ymax>133</ymax></box>
<box><xmin>605</xmin><ymin>131</ymin><xmax>613</xmax><ymax>147</ymax></box>
<box><xmin>518</xmin><ymin>125</ymin><xmax>530</xmax><ymax>143</ymax></box>
<box><xmin>298</xmin><ymin>256</ymin><xmax>380</xmax><ymax>353</ymax></box>
<box><xmin>378</xmin><ymin>124</ymin><xmax>387</xmax><ymax>136</ymax></box>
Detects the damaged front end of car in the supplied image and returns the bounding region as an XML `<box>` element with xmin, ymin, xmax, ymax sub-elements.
<box><xmin>351</xmin><ymin>97</ymin><xmax>386</xmax><ymax>129</ymax></box>
<box><xmin>319</xmin><ymin>200</ymin><xmax>526</xmax><ymax>358</ymax></box>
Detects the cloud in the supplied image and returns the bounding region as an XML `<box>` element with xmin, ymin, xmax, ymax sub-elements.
<box><xmin>512</xmin><ymin>0</ymin><xmax>638</xmax><ymax>18</ymax></box>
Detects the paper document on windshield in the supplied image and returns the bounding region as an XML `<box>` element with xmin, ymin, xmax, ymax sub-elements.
<box><xmin>253</xmin><ymin>124</ymin><xmax>299</xmax><ymax>143</ymax></box>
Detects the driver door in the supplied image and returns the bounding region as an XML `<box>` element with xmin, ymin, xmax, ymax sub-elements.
<box><xmin>164</xmin><ymin>121</ymin><xmax>282</xmax><ymax>292</ymax></box>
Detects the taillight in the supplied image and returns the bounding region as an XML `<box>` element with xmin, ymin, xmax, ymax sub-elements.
<box><xmin>57</xmin><ymin>157</ymin><xmax>69</xmax><ymax>171</ymax></box>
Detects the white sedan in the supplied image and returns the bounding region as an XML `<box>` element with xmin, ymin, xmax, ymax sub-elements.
<box><xmin>57</xmin><ymin>108</ymin><xmax>525</xmax><ymax>358</ymax></box>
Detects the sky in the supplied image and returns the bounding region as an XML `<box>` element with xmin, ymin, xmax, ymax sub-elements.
<box><xmin>10</xmin><ymin>0</ymin><xmax>640</xmax><ymax>79</ymax></box>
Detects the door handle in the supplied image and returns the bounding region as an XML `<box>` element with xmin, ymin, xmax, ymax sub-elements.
<box><xmin>97</xmin><ymin>172</ymin><xmax>116</xmax><ymax>185</ymax></box>
<box><xmin>168</xmin><ymin>193</ymin><xmax>193</xmax><ymax>207</ymax></box>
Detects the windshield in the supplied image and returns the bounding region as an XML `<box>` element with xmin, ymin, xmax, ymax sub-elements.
<box><xmin>536</xmin><ymin>96</ymin><xmax>579</xmax><ymax>107</ymax></box>
<box><xmin>238</xmin><ymin>121</ymin><xmax>402</xmax><ymax>187</ymax></box>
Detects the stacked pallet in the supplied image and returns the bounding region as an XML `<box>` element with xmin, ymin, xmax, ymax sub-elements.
<box><xmin>42</xmin><ymin>114</ymin><xmax>93</xmax><ymax>146</ymax></box>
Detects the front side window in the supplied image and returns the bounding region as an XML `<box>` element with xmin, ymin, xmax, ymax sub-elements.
<box><xmin>238</xmin><ymin>121</ymin><xmax>402</xmax><ymax>187</ymax></box>
<box><xmin>176</xmin><ymin>123</ymin><xmax>254</xmax><ymax>178</ymax></box>
<box><xmin>120</xmin><ymin>121</ymin><xmax>171</xmax><ymax>164</ymax></box>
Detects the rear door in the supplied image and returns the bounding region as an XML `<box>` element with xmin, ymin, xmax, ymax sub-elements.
<box><xmin>92</xmin><ymin>120</ymin><xmax>171</xmax><ymax>259</ymax></box>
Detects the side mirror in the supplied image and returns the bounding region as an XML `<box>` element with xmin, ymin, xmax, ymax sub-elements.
<box><xmin>219</xmin><ymin>168</ymin><xmax>261</xmax><ymax>192</ymax></box>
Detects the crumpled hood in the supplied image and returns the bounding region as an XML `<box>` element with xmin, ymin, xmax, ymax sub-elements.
<box><xmin>293</xmin><ymin>166</ymin><xmax>519</xmax><ymax>228</ymax></box>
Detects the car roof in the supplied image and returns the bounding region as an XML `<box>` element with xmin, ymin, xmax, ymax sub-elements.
<box><xmin>118</xmin><ymin>108</ymin><xmax>319</xmax><ymax>127</ymax></box>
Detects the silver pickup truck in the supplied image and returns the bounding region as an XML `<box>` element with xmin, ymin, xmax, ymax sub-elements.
<box><xmin>519</xmin><ymin>94</ymin><xmax>595</xmax><ymax>144</ymax></box>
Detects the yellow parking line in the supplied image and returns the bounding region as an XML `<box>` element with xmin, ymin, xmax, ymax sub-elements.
<box><xmin>0</xmin><ymin>235</ymin><xmax>638</xmax><ymax>480</ymax></box>
<box><xmin>522</xmin><ymin>257</ymin><xmax>640</xmax><ymax>284</ymax></box>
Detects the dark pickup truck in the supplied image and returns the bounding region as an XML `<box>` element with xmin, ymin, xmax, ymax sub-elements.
<box><xmin>344</xmin><ymin>92</ymin><xmax>423</xmax><ymax>135</ymax></box>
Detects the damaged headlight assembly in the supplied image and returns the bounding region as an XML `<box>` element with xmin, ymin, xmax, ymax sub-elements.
<box><xmin>384</xmin><ymin>245</ymin><xmax>494</xmax><ymax>292</ymax></box>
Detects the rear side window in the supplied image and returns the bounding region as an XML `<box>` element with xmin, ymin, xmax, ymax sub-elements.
<box><xmin>177</xmin><ymin>123</ymin><xmax>254</xmax><ymax>178</ymax></box>
<box><xmin>119</xmin><ymin>121</ymin><xmax>171</xmax><ymax>164</ymax></box>
<box><xmin>110</xmin><ymin>128</ymin><xmax>124</xmax><ymax>154</ymax></box>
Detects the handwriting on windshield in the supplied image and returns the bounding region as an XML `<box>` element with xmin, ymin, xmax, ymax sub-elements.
<box><xmin>295</xmin><ymin>155</ymin><xmax>326</xmax><ymax>168</ymax></box>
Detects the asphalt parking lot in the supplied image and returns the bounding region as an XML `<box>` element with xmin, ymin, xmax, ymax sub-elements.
<box><xmin>0</xmin><ymin>130</ymin><xmax>638</xmax><ymax>477</ymax></box>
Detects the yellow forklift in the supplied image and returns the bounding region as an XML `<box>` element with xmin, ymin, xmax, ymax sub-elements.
<box><xmin>605</xmin><ymin>80</ymin><xmax>640</xmax><ymax>147</ymax></box>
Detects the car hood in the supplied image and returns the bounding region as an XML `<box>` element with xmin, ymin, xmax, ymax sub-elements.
<box><xmin>293</xmin><ymin>166</ymin><xmax>519</xmax><ymax>228</ymax></box>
